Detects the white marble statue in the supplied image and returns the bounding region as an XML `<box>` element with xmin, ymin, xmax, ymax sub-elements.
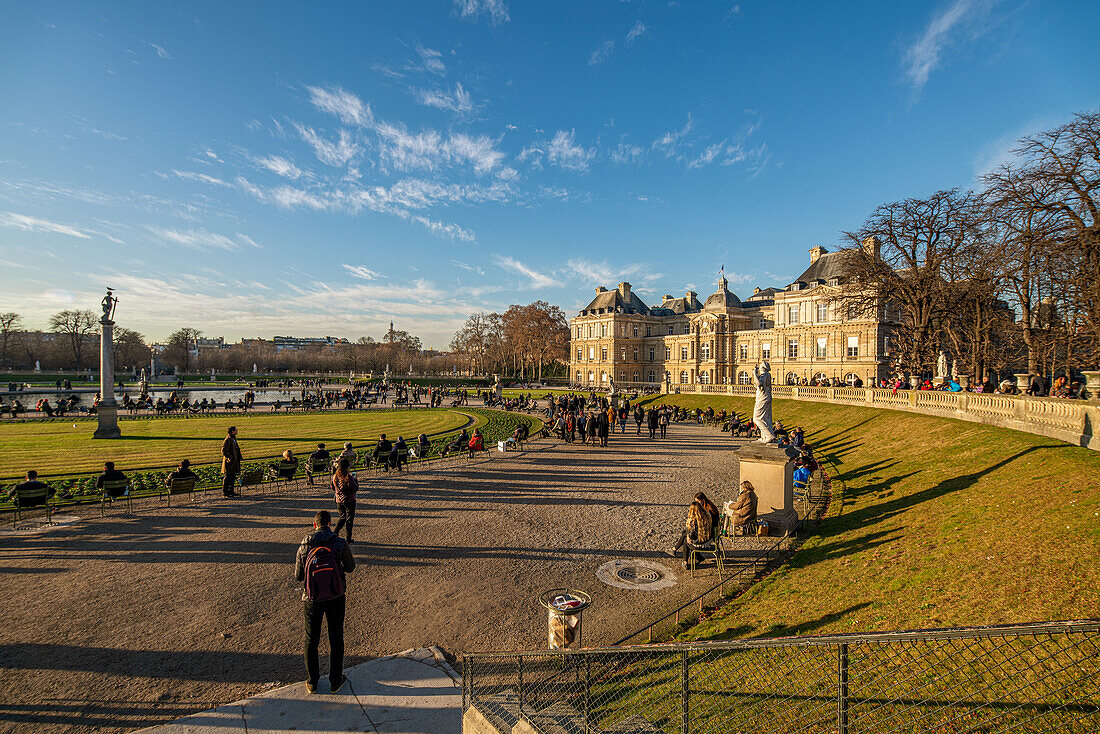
<box><xmin>752</xmin><ymin>361</ymin><xmax>776</xmax><ymax>443</ymax></box>
<box><xmin>936</xmin><ymin>350</ymin><xmax>948</xmax><ymax>378</ymax></box>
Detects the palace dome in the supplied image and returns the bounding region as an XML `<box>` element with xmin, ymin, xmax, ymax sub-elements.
<box><xmin>703</xmin><ymin>275</ymin><xmax>742</xmax><ymax>310</ymax></box>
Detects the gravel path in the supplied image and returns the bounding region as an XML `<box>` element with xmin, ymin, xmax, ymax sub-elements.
<box><xmin>0</xmin><ymin>421</ymin><xmax>775</xmax><ymax>733</ymax></box>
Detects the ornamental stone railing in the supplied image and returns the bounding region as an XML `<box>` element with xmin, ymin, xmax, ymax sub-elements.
<box><xmin>660</xmin><ymin>371</ymin><xmax>1100</xmax><ymax>452</ymax></box>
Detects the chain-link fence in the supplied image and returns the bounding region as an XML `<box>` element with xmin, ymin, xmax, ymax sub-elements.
<box><xmin>463</xmin><ymin>620</ymin><xmax>1100</xmax><ymax>733</ymax></box>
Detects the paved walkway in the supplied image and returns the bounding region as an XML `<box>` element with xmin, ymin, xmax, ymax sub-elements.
<box><xmin>141</xmin><ymin>647</ymin><xmax>460</xmax><ymax>734</ymax></box>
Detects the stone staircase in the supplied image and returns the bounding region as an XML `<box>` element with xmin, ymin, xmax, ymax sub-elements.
<box><xmin>463</xmin><ymin>689</ymin><xmax>663</xmax><ymax>734</ymax></box>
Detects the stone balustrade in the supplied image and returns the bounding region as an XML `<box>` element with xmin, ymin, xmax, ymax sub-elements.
<box><xmin>660</xmin><ymin>380</ymin><xmax>1100</xmax><ymax>452</ymax></box>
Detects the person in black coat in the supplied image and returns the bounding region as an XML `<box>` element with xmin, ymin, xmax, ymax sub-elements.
<box><xmin>373</xmin><ymin>434</ymin><xmax>393</xmax><ymax>471</ymax></box>
<box><xmin>646</xmin><ymin>408</ymin><xmax>659</xmax><ymax>439</ymax></box>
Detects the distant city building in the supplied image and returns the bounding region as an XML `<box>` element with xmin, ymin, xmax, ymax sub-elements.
<box><xmin>271</xmin><ymin>335</ymin><xmax>350</xmax><ymax>352</ymax></box>
<box><xmin>569</xmin><ymin>242</ymin><xmax>897</xmax><ymax>388</ymax></box>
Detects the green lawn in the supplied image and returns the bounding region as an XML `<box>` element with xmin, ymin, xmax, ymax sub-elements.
<box><xmin>636</xmin><ymin>394</ymin><xmax>1100</xmax><ymax>636</ymax></box>
<box><xmin>0</xmin><ymin>409</ymin><xmax>470</xmax><ymax>479</ymax></box>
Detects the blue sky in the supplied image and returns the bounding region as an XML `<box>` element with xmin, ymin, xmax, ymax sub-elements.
<box><xmin>1</xmin><ymin>0</ymin><xmax>1098</xmax><ymax>347</ymax></box>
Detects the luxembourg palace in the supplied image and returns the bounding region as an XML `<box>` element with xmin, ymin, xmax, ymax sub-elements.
<box><xmin>568</xmin><ymin>240</ymin><xmax>896</xmax><ymax>388</ymax></box>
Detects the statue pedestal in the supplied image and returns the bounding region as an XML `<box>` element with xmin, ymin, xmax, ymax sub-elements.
<box><xmin>736</xmin><ymin>443</ymin><xmax>800</xmax><ymax>535</ymax></box>
<box><xmin>94</xmin><ymin>401</ymin><xmax>121</xmax><ymax>439</ymax></box>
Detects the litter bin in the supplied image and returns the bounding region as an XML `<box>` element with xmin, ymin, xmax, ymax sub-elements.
<box><xmin>539</xmin><ymin>588</ymin><xmax>592</xmax><ymax>650</ymax></box>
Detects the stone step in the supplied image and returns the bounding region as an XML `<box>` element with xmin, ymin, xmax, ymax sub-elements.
<box><xmin>520</xmin><ymin>700</ymin><xmax>587</xmax><ymax>734</ymax></box>
<box><xmin>475</xmin><ymin>689</ymin><xmax>521</xmax><ymax>734</ymax></box>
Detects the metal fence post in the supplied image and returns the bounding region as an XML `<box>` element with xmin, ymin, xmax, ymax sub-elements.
<box><xmin>681</xmin><ymin>651</ymin><xmax>690</xmax><ymax>734</ymax></box>
<box><xmin>517</xmin><ymin>656</ymin><xmax>524</xmax><ymax>716</ymax></box>
<box><xmin>584</xmin><ymin>656</ymin><xmax>592</xmax><ymax>733</ymax></box>
<box><xmin>837</xmin><ymin>644</ymin><xmax>849</xmax><ymax>734</ymax></box>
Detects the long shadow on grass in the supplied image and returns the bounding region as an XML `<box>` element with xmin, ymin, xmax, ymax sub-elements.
<box><xmin>836</xmin><ymin>444</ymin><xmax>1066</xmax><ymax>531</ymax></box>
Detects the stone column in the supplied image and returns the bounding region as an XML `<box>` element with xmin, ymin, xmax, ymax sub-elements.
<box><xmin>1082</xmin><ymin>371</ymin><xmax>1100</xmax><ymax>402</ymax></box>
<box><xmin>94</xmin><ymin>318</ymin><xmax>121</xmax><ymax>439</ymax></box>
<box><xmin>736</xmin><ymin>443</ymin><xmax>800</xmax><ymax>535</ymax></box>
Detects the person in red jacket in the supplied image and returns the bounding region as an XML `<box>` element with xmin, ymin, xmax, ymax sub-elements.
<box><xmin>467</xmin><ymin>428</ymin><xmax>484</xmax><ymax>457</ymax></box>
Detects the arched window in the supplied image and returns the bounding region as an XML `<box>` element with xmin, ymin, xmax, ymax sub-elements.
<box><xmin>845</xmin><ymin>372</ymin><xmax>858</xmax><ymax>385</ymax></box>
<box><xmin>633</xmin><ymin>371</ymin><xmax>639</xmax><ymax>382</ymax></box>
<box><xmin>619</xmin><ymin>372</ymin><xmax>626</xmax><ymax>382</ymax></box>
<box><xmin>786</xmin><ymin>372</ymin><xmax>799</xmax><ymax>385</ymax></box>
<box><xmin>587</xmin><ymin>371</ymin><xmax>594</xmax><ymax>383</ymax></box>
<box><xmin>680</xmin><ymin>371</ymin><xmax>688</xmax><ymax>384</ymax></box>
<box><xmin>699</xmin><ymin>371</ymin><xmax>710</xmax><ymax>384</ymax></box>
<box><xmin>575</xmin><ymin>371</ymin><xmax>581</xmax><ymax>382</ymax></box>
<box><xmin>737</xmin><ymin>371</ymin><xmax>751</xmax><ymax>385</ymax></box>
<box><xmin>600</xmin><ymin>371</ymin><xmax>608</xmax><ymax>383</ymax></box>
<box><xmin>648</xmin><ymin>370</ymin><xmax>656</xmax><ymax>382</ymax></box>
<box><xmin>813</xmin><ymin>372</ymin><xmax>828</xmax><ymax>384</ymax></box>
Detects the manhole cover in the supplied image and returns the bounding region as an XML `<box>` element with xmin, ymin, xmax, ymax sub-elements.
<box><xmin>596</xmin><ymin>559</ymin><xmax>677</xmax><ymax>590</ymax></box>
<box><xmin>615</xmin><ymin>566</ymin><xmax>663</xmax><ymax>584</ymax></box>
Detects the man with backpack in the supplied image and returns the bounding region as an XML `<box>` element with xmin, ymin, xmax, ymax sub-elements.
<box><xmin>294</xmin><ymin>510</ymin><xmax>355</xmax><ymax>694</ymax></box>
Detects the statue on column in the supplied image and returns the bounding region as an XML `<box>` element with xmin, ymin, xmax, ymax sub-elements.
<box><xmin>936</xmin><ymin>350</ymin><xmax>949</xmax><ymax>379</ymax></box>
<box><xmin>101</xmin><ymin>288</ymin><xmax>118</xmax><ymax>321</ymax></box>
<box><xmin>752</xmin><ymin>361</ymin><xmax>776</xmax><ymax>443</ymax></box>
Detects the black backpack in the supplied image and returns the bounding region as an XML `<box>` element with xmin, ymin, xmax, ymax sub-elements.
<box><xmin>304</xmin><ymin>542</ymin><xmax>346</xmax><ymax>601</ymax></box>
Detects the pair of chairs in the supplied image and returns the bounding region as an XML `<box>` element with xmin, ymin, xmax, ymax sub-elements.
<box><xmin>687</xmin><ymin>514</ymin><xmax>758</xmax><ymax>578</ymax></box>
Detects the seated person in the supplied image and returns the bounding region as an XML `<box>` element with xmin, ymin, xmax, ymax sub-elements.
<box><xmin>95</xmin><ymin>461</ymin><xmax>128</xmax><ymax>497</ymax></box>
<box><xmin>773</xmin><ymin>421</ymin><xmax>789</xmax><ymax>441</ymax></box>
<box><xmin>415</xmin><ymin>433</ymin><xmax>432</xmax><ymax>459</ymax></box>
<box><xmin>727</xmin><ymin>481</ymin><xmax>758</xmax><ymax>534</ymax></box>
<box><xmin>274</xmin><ymin>449</ymin><xmax>299</xmax><ymax>476</ymax></box>
<box><xmin>467</xmin><ymin>429</ymin><xmax>485</xmax><ymax>456</ymax></box>
<box><xmin>793</xmin><ymin>463</ymin><xmax>812</xmax><ymax>495</ymax></box>
<box><xmin>391</xmin><ymin>436</ymin><xmax>408</xmax><ymax>471</ymax></box>
<box><xmin>373</xmin><ymin>434</ymin><xmax>393</xmax><ymax>471</ymax></box>
<box><xmin>338</xmin><ymin>442</ymin><xmax>356</xmax><ymax>466</ymax></box>
<box><xmin>503</xmin><ymin>426</ymin><xmax>525</xmax><ymax>449</ymax></box>
<box><xmin>442</xmin><ymin>429</ymin><xmax>469</xmax><ymax>456</ymax></box>
<box><xmin>667</xmin><ymin>499</ymin><xmax>714</xmax><ymax>566</ymax></box>
<box><xmin>166</xmin><ymin>459</ymin><xmax>196</xmax><ymax>485</ymax></box>
<box><xmin>307</xmin><ymin>443</ymin><xmax>331</xmax><ymax>485</ymax></box>
<box><xmin>789</xmin><ymin>427</ymin><xmax>804</xmax><ymax>448</ymax></box>
<box><xmin>8</xmin><ymin>471</ymin><xmax>54</xmax><ymax>507</ymax></box>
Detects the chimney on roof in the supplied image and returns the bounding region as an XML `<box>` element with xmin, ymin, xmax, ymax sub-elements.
<box><xmin>862</xmin><ymin>236</ymin><xmax>881</xmax><ymax>259</ymax></box>
<box><xmin>662</xmin><ymin>295</ymin><xmax>673</xmax><ymax>304</ymax></box>
<box><xmin>809</xmin><ymin>245</ymin><xmax>828</xmax><ymax>264</ymax></box>
<box><xmin>686</xmin><ymin>290</ymin><xmax>697</xmax><ymax>301</ymax></box>
<box><xmin>595</xmin><ymin>286</ymin><xmax>607</xmax><ymax>293</ymax></box>
<box><xmin>618</xmin><ymin>281</ymin><xmax>632</xmax><ymax>300</ymax></box>
<box><xmin>753</xmin><ymin>287</ymin><xmax>761</xmax><ymax>295</ymax></box>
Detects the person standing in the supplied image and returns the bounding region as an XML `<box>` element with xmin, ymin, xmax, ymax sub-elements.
<box><xmin>221</xmin><ymin>426</ymin><xmax>242</xmax><ymax>497</ymax></box>
<box><xmin>331</xmin><ymin>458</ymin><xmax>358</xmax><ymax>543</ymax></box>
<box><xmin>647</xmin><ymin>407</ymin><xmax>658</xmax><ymax>439</ymax></box>
<box><xmin>295</xmin><ymin>510</ymin><xmax>355</xmax><ymax>694</ymax></box>
<box><xmin>658</xmin><ymin>407</ymin><xmax>669</xmax><ymax>438</ymax></box>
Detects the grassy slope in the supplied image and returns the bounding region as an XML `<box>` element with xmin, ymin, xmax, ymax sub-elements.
<box><xmin>0</xmin><ymin>410</ymin><xmax>469</xmax><ymax>478</ymax></box>
<box><xmin>638</xmin><ymin>394</ymin><xmax>1100</xmax><ymax>636</ymax></box>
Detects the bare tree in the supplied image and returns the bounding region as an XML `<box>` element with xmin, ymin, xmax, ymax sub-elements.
<box><xmin>986</xmin><ymin>110</ymin><xmax>1100</xmax><ymax>352</ymax></box>
<box><xmin>835</xmin><ymin>189</ymin><xmax>981</xmax><ymax>375</ymax></box>
<box><xmin>165</xmin><ymin>328</ymin><xmax>202</xmax><ymax>373</ymax></box>
<box><xmin>113</xmin><ymin>327</ymin><xmax>147</xmax><ymax>372</ymax></box>
<box><xmin>49</xmin><ymin>310</ymin><xmax>97</xmax><ymax>370</ymax></box>
<box><xmin>0</xmin><ymin>312</ymin><xmax>23</xmax><ymax>368</ymax></box>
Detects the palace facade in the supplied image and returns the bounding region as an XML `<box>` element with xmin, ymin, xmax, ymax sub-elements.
<box><xmin>568</xmin><ymin>241</ymin><xmax>896</xmax><ymax>388</ymax></box>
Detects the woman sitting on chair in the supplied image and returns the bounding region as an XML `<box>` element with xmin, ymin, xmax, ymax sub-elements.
<box><xmin>667</xmin><ymin>499</ymin><xmax>714</xmax><ymax>567</ymax></box>
<box><xmin>728</xmin><ymin>481</ymin><xmax>758</xmax><ymax>534</ymax></box>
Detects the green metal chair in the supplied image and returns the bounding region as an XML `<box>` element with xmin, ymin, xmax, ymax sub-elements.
<box><xmin>689</xmin><ymin>515</ymin><xmax>728</xmax><ymax>578</ymax></box>
<box><xmin>165</xmin><ymin>476</ymin><xmax>196</xmax><ymax>506</ymax></box>
<box><xmin>306</xmin><ymin>455</ymin><xmax>331</xmax><ymax>486</ymax></box>
<box><xmin>99</xmin><ymin>478</ymin><xmax>131</xmax><ymax>515</ymax></box>
<box><xmin>11</xmin><ymin>484</ymin><xmax>53</xmax><ymax>526</ymax></box>
<box><xmin>266</xmin><ymin>460</ymin><xmax>301</xmax><ymax>493</ymax></box>
<box><xmin>238</xmin><ymin>467</ymin><xmax>264</xmax><ymax>496</ymax></box>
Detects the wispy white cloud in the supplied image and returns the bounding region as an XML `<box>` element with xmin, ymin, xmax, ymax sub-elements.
<box><xmin>903</xmin><ymin>0</ymin><xmax>999</xmax><ymax>92</ymax></box>
<box><xmin>454</xmin><ymin>0</ymin><xmax>509</xmax><ymax>24</ymax></box>
<box><xmin>0</xmin><ymin>211</ymin><xmax>91</xmax><ymax>238</ymax></box>
<box><xmin>410</xmin><ymin>215</ymin><xmax>476</xmax><ymax>242</ymax></box>
<box><xmin>141</xmin><ymin>40</ymin><xmax>171</xmax><ymax>59</ymax></box>
<box><xmin>172</xmin><ymin>169</ymin><xmax>233</xmax><ymax>187</ymax></box>
<box><xmin>414</xmin><ymin>44</ymin><xmax>447</xmax><ymax>76</ymax></box>
<box><xmin>415</xmin><ymin>82</ymin><xmax>474</xmax><ymax>114</ymax></box>
<box><xmin>653</xmin><ymin>114</ymin><xmax>695</xmax><ymax>155</ymax></box>
<box><xmin>493</xmin><ymin>255</ymin><xmax>556</xmax><ymax>288</ymax></box>
<box><xmin>610</xmin><ymin>142</ymin><xmax>646</xmax><ymax>165</ymax></box>
<box><xmin>147</xmin><ymin>226</ymin><xmax>260</xmax><ymax>252</ymax></box>
<box><xmin>305</xmin><ymin>85</ymin><xmax>373</xmax><ymax>127</ymax></box>
<box><xmin>626</xmin><ymin>21</ymin><xmax>648</xmax><ymax>45</ymax></box>
<box><xmin>294</xmin><ymin>124</ymin><xmax>361</xmax><ymax>167</ymax></box>
<box><xmin>343</xmin><ymin>264</ymin><xmax>382</xmax><ymax>280</ymax></box>
<box><xmin>451</xmin><ymin>259</ymin><xmax>485</xmax><ymax>275</ymax></box>
<box><xmin>254</xmin><ymin>154</ymin><xmax>304</xmax><ymax>179</ymax></box>
<box><xmin>588</xmin><ymin>41</ymin><xmax>615</xmax><ymax>66</ymax></box>
<box><xmin>520</xmin><ymin>130</ymin><xmax>595</xmax><ymax>173</ymax></box>
<box><xmin>566</xmin><ymin>259</ymin><xmax>663</xmax><ymax>289</ymax></box>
